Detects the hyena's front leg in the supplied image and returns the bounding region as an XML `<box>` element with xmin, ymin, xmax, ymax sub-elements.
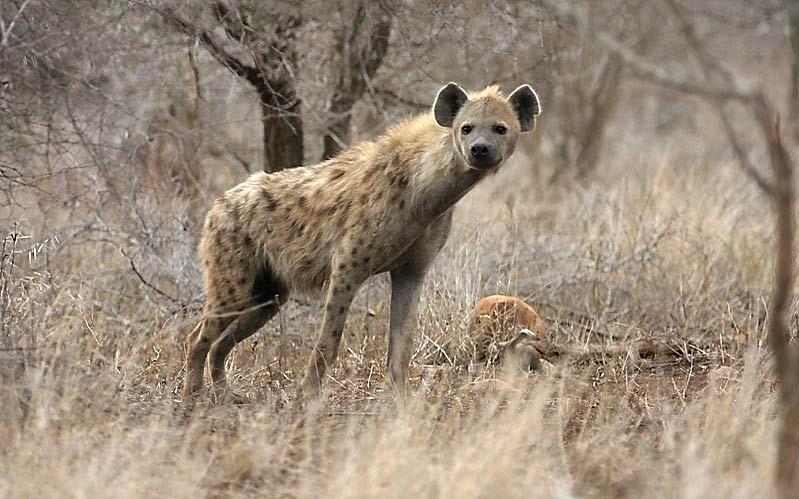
<box><xmin>387</xmin><ymin>210</ymin><xmax>452</xmax><ymax>401</ymax></box>
<box><xmin>300</xmin><ymin>259</ymin><xmax>366</xmax><ymax>400</ymax></box>
<box><xmin>388</xmin><ymin>266</ymin><xmax>425</xmax><ymax>401</ymax></box>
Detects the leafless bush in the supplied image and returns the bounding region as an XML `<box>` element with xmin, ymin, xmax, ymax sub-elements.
<box><xmin>543</xmin><ymin>0</ymin><xmax>798</xmax><ymax>494</ymax></box>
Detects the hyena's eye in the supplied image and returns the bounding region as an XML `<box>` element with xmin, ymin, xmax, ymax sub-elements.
<box><xmin>461</xmin><ymin>124</ymin><xmax>473</xmax><ymax>135</ymax></box>
<box><xmin>494</xmin><ymin>124</ymin><xmax>508</xmax><ymax>135</ymax></box>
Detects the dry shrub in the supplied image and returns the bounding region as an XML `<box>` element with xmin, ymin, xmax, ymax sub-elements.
<box><xmin>137</xmin><ymin>98</ymin><xmax>206</xmax><ymax>199</ymax></box>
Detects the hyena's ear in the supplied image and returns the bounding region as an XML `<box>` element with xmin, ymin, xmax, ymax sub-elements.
<box><xmin>433</xmin><ymin>82</ymin><xmax>469</xmax><ymax>127</ymax></box>
<box><xmin>509</xmin><ymin>84</ymin><xmax>541</xmax><ymax>132</ymax></box>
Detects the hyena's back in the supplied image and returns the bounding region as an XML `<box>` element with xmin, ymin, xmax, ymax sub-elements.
<box><xmin>199</xmin><ymin>140</ymin><xmax>409</xmax><ymax>300</ymax></box>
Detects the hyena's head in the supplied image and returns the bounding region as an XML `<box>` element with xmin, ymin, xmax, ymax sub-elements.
<box><xmin>433</xmin><ymin>83</ymin><xmax>540</xmax><ymax>170</ymax></box>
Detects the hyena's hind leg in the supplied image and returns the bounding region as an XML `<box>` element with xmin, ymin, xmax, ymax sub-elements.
<box><xmin>183</xmin><ymin>251</ymin><xmax>252</xmax><ymax>401</ymax></box>
<box><xmin>183</xmin><ymin>311</ymin><xmax>234</xmax><ymax>401</ymax></box>
<box><xmin>208</xmin><ymin>264</ymin><xmax>289</xmax><ymax>403</ymax></box>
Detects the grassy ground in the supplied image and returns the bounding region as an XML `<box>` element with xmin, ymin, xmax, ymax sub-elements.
<box><xmin>0</xmin><ymin>127</ymin><xmax>784</xmax><ymax>497</ymax></box>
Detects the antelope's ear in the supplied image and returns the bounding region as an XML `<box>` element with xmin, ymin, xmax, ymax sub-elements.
<box><xmin>508</xmin><ymin>84</ymin><xmax>541</xmax><ymax>132</ymax></box>
<box><xmin>433</xmin><ymin>82</ymin><xmax>468</xmax><ymax>127</ymax></box>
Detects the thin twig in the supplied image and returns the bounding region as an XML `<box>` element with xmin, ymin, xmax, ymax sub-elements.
<box><xmin>0</xmin><ymin>0</ymin><xmax>32</xmax><ymax>48</ymax></box>
<box><xmin>118</xmin><ymin>247</ymin><xmax>182</xmax><ymax>304</ymax></box>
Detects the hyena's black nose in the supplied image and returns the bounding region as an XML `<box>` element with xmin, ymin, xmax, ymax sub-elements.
<box><xmin>470</xmin><ymin>144</ymin><xmax>490</xmax><ymax>158</ymax></box>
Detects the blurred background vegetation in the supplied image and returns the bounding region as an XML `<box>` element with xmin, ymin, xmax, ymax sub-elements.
<box><xmin>0</xmin><ymin>0</ymin><xmax>793</xmax><ymax>223</ymax></box>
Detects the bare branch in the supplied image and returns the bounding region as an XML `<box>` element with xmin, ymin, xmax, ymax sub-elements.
<box><xmin>186</xmin><ymin>47</ymin><xmax>204</xmax><ymax>113</ymax></box>
<box><xmin>751</xmin><ymin>91</ymin><xmax>799</xmax><ymax>497</ymax></box>
<box><xmin>373</xmin><ymin>87</ymin><xmax>428</xmax><ymax>111</ymax></box>
<box><xmin>212</xmin><ymin>1</ymin><xmax>248</xmax><ymax>44</ymax></box>
<box><xmin>656</xmin><ymin>0</ymin><xmax>774</xmax><ymax>193</ymax></box>
<box><xmin>541</xmin><ymin>0</ymin><xmax>753</xmax><ymax>102</ymax></box>
<box><xmin>598</xmin><ymin>30</ymin><xmax>753</xmax><ymax>101</ymax></box>
<box><xmin>787</xmin><ymin>0</ymin><xmax>799</xmax><ymax>140</ymax></box>
<box><xmin>140</xmin><ymin>2</ymin><xmax>261</xmax><ymax>90</ymax></box>
<box><xmin>717</xmin><ymin>106</ymin><xmax>774</xmax><ymax>194</ymax></box>
<box><xmin>0</xmin><ymin>0</ymin><xmax>32</xmax><ymax>49</ymax></box>
<box><xmin>118</xmin><ymin>247</ymin><xmax>183</xmax><ymax>305</ymax></box>
<box><xmin>543</xmin><ymin>0</ymin><xmax>774</xmax><ymax>193</ymax></box>
<box><xmin>659</xmin><ymin>0</ymin><xmax>732</xmax><ymax>82</ymax></box>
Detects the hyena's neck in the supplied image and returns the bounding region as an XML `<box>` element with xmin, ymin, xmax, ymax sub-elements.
<box><xmin>408</xmin><ymin>132</ymin><xmax>485</xmax><ymax>223</ymax></box>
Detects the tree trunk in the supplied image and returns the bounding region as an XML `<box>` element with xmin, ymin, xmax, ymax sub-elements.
<box><xmin>756</xmin><ymin>93</ymin><xmax>799</xmax><ymax>499</ymax></box>
<box><xmin>772</xmin><ymin>186</ymin><xmax>799</xmax><ymax>498</ymax></box>
<box><xmin>576</xmin><ymin>56</ymin><xmax>623</xmax><ymax>179</ymax></box>
<box><xmin>210</xmin><ymin>3</ymin><xmax>304</xmax><ymax>172</ymax></box>
<box><xmin>322</xmin><ymin>1</ymin><xmax>394</xmax><ymax>160</ymax></box>
<box><xmin>788</xmin><ymin>0</ymin><xmax>799</xmax><ymax>142</ymax></box>
<box><xmin>772</xmin><ymin>171</ymin><xmax>799</xmax><ymax>499</ymax></box>
<box><xmin>261</xmin><ymin>105</ymin><xmax>303</xmax><ymax>173</ymax></box>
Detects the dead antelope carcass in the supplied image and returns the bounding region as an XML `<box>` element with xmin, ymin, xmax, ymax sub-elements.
<box><xmin>468</xmin><ymin>295</ymin><xmax>551</xmax><ymax>371</ymax></box>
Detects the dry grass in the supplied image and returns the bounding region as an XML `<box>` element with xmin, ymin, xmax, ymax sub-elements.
<box><xmin>0</xmin><ymin>125</ymin><xmax>786</xmax><ymax>497</ymax></box>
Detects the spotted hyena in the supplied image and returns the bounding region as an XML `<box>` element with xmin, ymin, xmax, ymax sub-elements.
<box><xmin>183</xmin><ymin>82</ymin><xmax>541</xmax><ymax>403</ymax></box>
